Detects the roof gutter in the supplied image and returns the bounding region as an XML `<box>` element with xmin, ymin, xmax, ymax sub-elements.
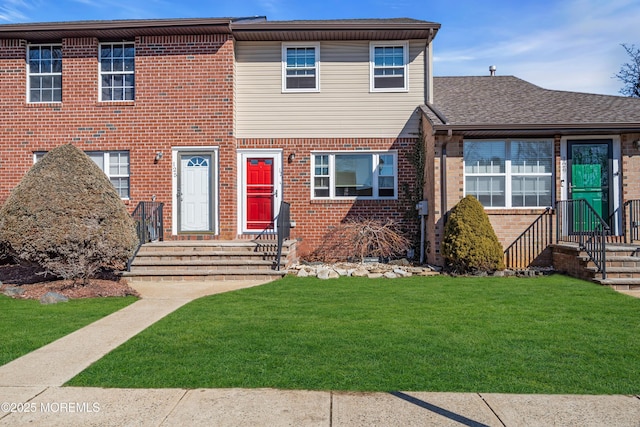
<box><xmin>432</xmin><ymin>122</ymin><xmax>640</xmax><ymax>134</ymax></box>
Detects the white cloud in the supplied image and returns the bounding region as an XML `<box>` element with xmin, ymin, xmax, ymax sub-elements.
<box><xmin>0</xmin><ymin>0</ymin><xmax>36</xmax><ymax>22</ymax></box>
<box><xmin>434</xmin><ymin>0</ymin><xmax>640</xmax><ymax>95</ymax></box>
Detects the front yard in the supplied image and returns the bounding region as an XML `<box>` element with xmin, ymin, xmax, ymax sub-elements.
<box><xmin>67</xmin><ymin>275</ymin><xmax>640</xmax><ymax>394</ymax></box>
<box><xmin>0</xmin><ymin>295</ymin><xmax>137</xmax><ymax>366</ymax></box>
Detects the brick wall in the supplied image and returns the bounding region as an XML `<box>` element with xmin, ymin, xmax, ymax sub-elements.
<box><xmin>0</xmin><ymin>34</ymin><xmax>236</xmax><ymax>239</ymax></box>
<box><xmin>237</xmin><ymin>137</ymin><xmax>420</xmax><ymax>257</ymax></box>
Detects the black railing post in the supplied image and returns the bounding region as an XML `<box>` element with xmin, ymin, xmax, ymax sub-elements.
<box><xmin>127</xmin><ymin>201</ymin><xmax>165</xmax><ymax>272</ymax></box>
<box><xmin>275</xmin><ymin>201</ymin><xmax>291</xmax><ymax>271</ymax></box>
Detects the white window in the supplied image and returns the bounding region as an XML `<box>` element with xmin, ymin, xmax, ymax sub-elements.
<box><xmin>27</xmin><ymin>44</ymin><xmax>62</xmax><ymax>103</ymax></box>
<box><xmin>100</xmin><ymin>42</ymin><xmax>135</xmax><ymax>101</ymax></box>
<box><xmin>34</xmin><ymin>150</ymin><xmax>130</xmax><ymax>199</ymax></box>
<box><xmin>370</xmin><ymin>41</ymin><xmax>408</xmax><ymax>92</ymax></box>
<box><xmin>311</xmin><ymin>152</ymin><xmax>397</xmax><ymax>199</ymax></box>
<box><xmin>282</xmin><ymin>43</ymin><xmax>319</xmax><ymax>92</ymax></box>
<box><xmin>464</xmin><ymin>140</ymin><xmax>553</xmax><ymax>208</ymax></box>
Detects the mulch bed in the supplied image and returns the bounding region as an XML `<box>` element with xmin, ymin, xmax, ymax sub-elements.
<box><xmin>0</xmin><ymin>262</ymin><xmax>139</xmax><ymax>300</ymax></box>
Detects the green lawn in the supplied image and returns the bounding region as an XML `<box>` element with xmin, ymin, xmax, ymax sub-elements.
<box><xmin>0</xmin><ymin>295</ymin><xmax>137</xmax><ymax>366</ymax></box>
<box><xmin>68</xmin><ymin>275</ymin><xmax>640</xmax><ymax>394</ymax></box>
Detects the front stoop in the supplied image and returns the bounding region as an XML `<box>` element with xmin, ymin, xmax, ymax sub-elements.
<box><xmin>552</xmin><ymin>243</ymin><xmax>640</xmax><ymax>290</ymax></box>
<box><xmin>121</xmin><ymin>239</ymin><xmax>297</xmax><ymax>282</ymax></box>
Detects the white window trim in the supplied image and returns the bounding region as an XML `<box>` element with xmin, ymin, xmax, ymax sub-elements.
<box><xmin>34</xmin><ymin>150</ymin><xmax>130</xmax><ymax>199</ymax></box>
<box><xmin>281</xmin><ymin>42</ymin><xmax>320</xmax><ymax>93</ymax></box>
<box><xmin>98</xmin><ymin>42</ymin><xmax>135</xmax><ymax>102</ymax></box>
<box><xmin>463</xmin><ymin>139</ymin><xmax>554</xmax><ymax>209</ymax></box>
<box><xmin>311</xmin><ymin>151</ymin><xmax>398</xmax><ymax>200</ymax></box>
<box><xmin>27</xmin><ymin>44</ymin><xmax>62</xmax><ymax>104</ymax></box>
<box><xmin>369</xmin><ymin>41</ymin><xmax>409</xmax><ymax>93</ymax></box>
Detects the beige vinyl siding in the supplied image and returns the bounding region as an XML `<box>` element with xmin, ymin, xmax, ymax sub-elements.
<box><xmin>235</xmin><ymin>40</ymin><xmax>425</xmax><ymax>138</ymax></box>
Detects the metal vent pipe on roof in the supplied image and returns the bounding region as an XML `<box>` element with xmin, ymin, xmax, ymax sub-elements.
<box><xmin>489</xmin><ymin>65</ymin><xmax>496</xmax><ymax>76</ymax></box>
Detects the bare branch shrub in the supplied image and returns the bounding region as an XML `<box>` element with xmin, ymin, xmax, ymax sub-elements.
<box><xmin>308</xmin><ymin>218</ymin><xmax>410</xmax><ymax>263</ymax></box>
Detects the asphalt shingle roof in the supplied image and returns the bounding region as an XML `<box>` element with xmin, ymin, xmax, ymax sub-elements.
<box><xmin>428</xmin><ymin>76</ymin><xmax>640</xmax><ymax>129</ymax></box>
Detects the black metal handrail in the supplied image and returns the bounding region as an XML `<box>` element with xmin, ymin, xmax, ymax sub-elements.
<box><xmin>275</xmin><ymin>201</ymin><xmax>291</xmax><ymax>271</ymax></box>
<box><xmin>504</xmin><ymin>208</ymin><xmax>553</xmax><ymax>270</ymax></box>
<box><xmin>623</xmin><ymin>199</ymin><xmax>640</xmax><ymax>243</ymax></box>
<box><xmin>127</xmin><ymin>201</ymin><xmax>164</xmax><ymax>271</ymax></box>
<box><xmin>556</xmin><ymin>199</ymin><xmax>609</xmax><ymax>279</ymax></box>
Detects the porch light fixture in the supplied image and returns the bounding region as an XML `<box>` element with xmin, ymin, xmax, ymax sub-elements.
<box><xmin>288</xmin><ymin>152</ymin><xmax>296</xmax><ymax>164</ymax></box>
<box><xmin>154</xmin><ymin>152</ymin><xmax>163</xmax><ymax>163</ymax></box>
<box><xmin>634</xmin><ymin>139</ymin><xmax>640</xmax><ymax>150</ymax></box>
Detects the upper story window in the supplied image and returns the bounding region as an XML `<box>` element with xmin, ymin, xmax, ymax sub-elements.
<box><xmin>282</xmin><ymin>43</ymin><xmax>319</xmax><ymax>92</ymax></box>
<box><xmin>100</xmin><ymin>42</ymin><xmax>135</xmax><ymax>101</ymax></box>
<box><xmin>311</xmin><ymin>151</ymin><xmax>397</xmax><ymax>199</ymax></box>
<box><xmin>28</xmin><ymin>44</ymin><xmax>62</xmax><ymax>103</ymax></box>
<box><xmin>464</xmin><ymin>139</ymin><xmax>553</xmax><ymax>208</ymax></box>
<box><xmin>370</xmin><ymin>41</ymin><xmax>408</xmax><ymax>92</ymax></box>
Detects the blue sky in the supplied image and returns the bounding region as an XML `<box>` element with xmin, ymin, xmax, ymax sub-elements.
<box><xmin>1</xmin><ymin>0</ymin><xmax>638</xmax><ymax>95</ymax></box>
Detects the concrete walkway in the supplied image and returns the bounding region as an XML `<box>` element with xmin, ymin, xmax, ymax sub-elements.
<box><xmin>1</xmin><ymin>280</ymin><xmax>639</xmax><ymax>426</ymax></box>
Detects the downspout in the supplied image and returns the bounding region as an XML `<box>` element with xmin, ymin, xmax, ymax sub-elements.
<box><xmin>441</xmin><ymin>128</ymin><xmax>452</xmax><ymax>225</ymax></box>
<box><xmin>425</xmin><ymin>28</ymin><xmax>434</xmax><ymax>105</ymax></box>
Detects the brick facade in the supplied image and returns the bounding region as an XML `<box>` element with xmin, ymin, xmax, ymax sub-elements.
<box><xmin>0</xmin><ymin>34</ymin><xmax>237</xmax><ymax>239</ymax></box>
<box><xmin>0</xmin><ymin>31</ymin><xmax>421</xmax><ymax>257</ymax></box>
<box><xmin>422</xmin><ymin>116</ymin><xmax>640</xmax><ymax>268</ymax></box>
<box><xmin>238</xmin><ymin>137</ymin><xmax>420</xmax><ymax>257</ymax></box>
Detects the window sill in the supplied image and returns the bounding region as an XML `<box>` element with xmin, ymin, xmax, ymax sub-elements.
<box><xmin>484</xmin><ymin>208</ymin><xmax>552</xmax><ymax>215</ymax></box>
<box><xmin>310</xmin><ymin>198</ymin><xmax>398</xmax><ymax>204</ymax></box>
<box><xmin>97</xmin><ymin>101</ymin><xmax>135</xmax><ymax>107</ymax></box>
<box><xmin>25</xmin><ymin>102</ymin><xmax>62</xmax><ymax>108</ymax></box>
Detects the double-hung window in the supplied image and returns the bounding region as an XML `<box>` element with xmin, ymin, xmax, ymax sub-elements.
<box><xmin>370</xmin><ymin>41</ymin><xmax>408</xmax><ymax>92</ymax></box>
<box><xmin>28</xmin><ymin>44</ymin><xmax>62</xmax><ymax>103</ymax></box>
<box><xmin>282</xmin><ymin>43</ymin><xmax>319</xmax><ymax>92</ymax></box>
<box><xmin>100</xmin><ymin>42</ymin><xmax>135</xmax><ymax>101</ymax></box>
<box><xmin>34</xmin><ymin>151</ymin><xmax>130</xmax><ymax>199</ymax></box>
<box><xmin>464</xmin><ymin>140</ymin><xmax>553</xmax><ymax>208</ymax></box>
<box><xmin>312</xmin><ymin>152</ymin><xmax>397</xmax><ymax>199</ymax></box>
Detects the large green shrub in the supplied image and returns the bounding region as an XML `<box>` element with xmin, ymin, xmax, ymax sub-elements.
<box><xmin>0</xmin><ymin>144</ymin><xmax>138</xmax><ymax>282</ymax></box>
<box><xmin>441</xmin><ymin>195</ymin><xmax>505</xmax><ymax>273</ymax></box>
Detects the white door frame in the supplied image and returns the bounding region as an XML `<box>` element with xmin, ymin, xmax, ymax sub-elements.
<box><xmin>237</xmin><ymin>149</ymin><xmax>283</xmax><ymax>234</ymax></box>
<box><xmin>172</xmin><ymin>146</ymin><xmax>219</xmax><ymax>235</ymax></box>
<box><xmin>560</xmin><ymin>135</ymin><xmax>621</xmax><ymax>234</ymax></box>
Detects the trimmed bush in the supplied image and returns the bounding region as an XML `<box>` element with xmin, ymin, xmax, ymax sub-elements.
<box><xmin>0</xmin><ymin>144</ymin><xmax>138</xmax><ymax>282</ymax></box>
<box><xmin>441</xmin><ymin>195</ymin><xmax>505</xmax><ymax>273</ymax></box>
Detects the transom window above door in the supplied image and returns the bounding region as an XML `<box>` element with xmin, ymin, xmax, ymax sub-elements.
<box><xmin>282</xmin><ymin>43</ymin><xmax>319</xmax><ymax>92</ymax></box>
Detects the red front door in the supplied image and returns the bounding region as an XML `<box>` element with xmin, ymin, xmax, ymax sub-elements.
<box><xmin>246</xmin><ymin>158</ymin><xmax>274</xmax><ymax>230</ymax></box>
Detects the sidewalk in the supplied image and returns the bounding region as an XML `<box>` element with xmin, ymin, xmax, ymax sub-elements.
<box><xmin>0</xmin><ymin>280</ymin><xmax>639</xmax><ymax>426</ymax></box>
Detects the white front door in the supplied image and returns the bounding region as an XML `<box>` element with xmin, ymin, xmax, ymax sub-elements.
<box><xmin>179</xmin><ymin>153</ymin><xmax>212</xmax><ymax>232</ymax></box>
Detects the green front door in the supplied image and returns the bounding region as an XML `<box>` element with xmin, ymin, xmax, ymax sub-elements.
<box><xmin>569</xmin><ymin>140</ymin><xmax>611</xmax><ymax>225</ymax></box>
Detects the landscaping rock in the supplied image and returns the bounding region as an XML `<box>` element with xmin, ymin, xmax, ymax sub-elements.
<box><xmin>289</xmin><ymin>260</ymin><xmax>441</xmax><ymax>280</ymax></box>
<box><xmin>3</xmin><ymin>286</ymin><xmax>25</xmax><ymax>297</ymax></box>
<box><xmin>317</xmin><ymin>267</ymin><xmax>339</xmax><ymax>280</ymax></box>
<box><xmin>352</xmin><ymin>268</ymin><xmax>369</xmax><ymax>277</ymax></box>
<box><xmin>393</xmin><ymin>268</ymin><xmax>412</xmax><ymax>278</ymax></box>
<box><xmin>40</xmin><ymin>292</ymin><xmax>68</xmax><ymax>305</ymax></box>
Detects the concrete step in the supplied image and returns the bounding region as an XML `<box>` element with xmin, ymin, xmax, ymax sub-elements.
<box><xmin>133</xmin><ymin>250</ymin><xmax>287</xmax><ymax>262</ymax></box>
<box><xmin>121</xmin><ymin>269</ymin><xmax>286</xmax><ymax>282</ymax></box>
<box><xmin>130</xmin><ymin>259</ymin><xmax>280</xmax><ymax>272</ymax></box>
<box><xmin>124</xmin><ymin>239</ymin><xmax>296</xmax><ymax>282</ymax></box>
<box><xmin>593</xmin><ymin>278</ymin><xmax>640</xmax><ymax>290</ymax></box>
